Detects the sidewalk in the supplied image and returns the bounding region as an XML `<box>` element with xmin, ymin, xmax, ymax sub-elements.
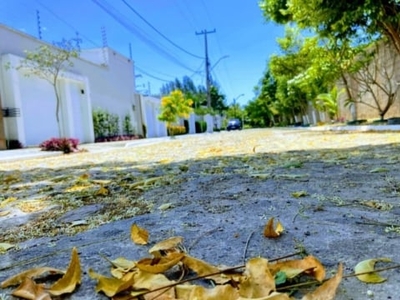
<box><xmin>0</xmin><ymin>135</ymin><xmax>191</xmax><ymax>162</ymax></box>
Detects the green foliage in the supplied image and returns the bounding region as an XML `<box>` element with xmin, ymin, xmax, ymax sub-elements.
<box><xmin>123</xmin><ymin>114</ymin><xmax>135</xmax><ymax>136</ymax></box>
<box><xmin>158</xmin><ymin>89</ymin><xmax>193</xmax><ymax>124</ymax></box>
<box><xmin>316</xmin><ymin>86</ymin><xmax>343</xmax><ymax>120</ymax></box>
<box><xmin>92</xmin><ymin>108</ymin><xmax>120</xmax><ymax>138</ymax></box>
<box><xmin>17</xmin><ymin>38</ymin><xmax>80</xmax><ymax>136</ymax></box>
<box><xmin>160</xmin><ymin>76</ymin><xmax>227</xmax><ymax>113</ymax></box>
<box><xmin>195</xmin><ymin>121</ymin><xmax>207</xmax><ymax>133</ymax></box>
<box><xmin>260</xmin><ymin>0</ymin><xmax>400</xmax><ymax>54</ymax></box>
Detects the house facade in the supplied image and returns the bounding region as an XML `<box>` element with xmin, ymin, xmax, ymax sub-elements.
<box><xmin>0</xmin><ymin>24</ymin><xmax>144</xmax><ymax>149</ymax></box>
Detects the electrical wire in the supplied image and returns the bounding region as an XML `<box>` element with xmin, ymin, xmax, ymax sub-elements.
<box><xmin>91</xmin><ymin>0</ymin><xmax>198</xmax><ymax>73</ymax></box>
<box><xmin>121</xmin><ymin>0</ymin><xmax>203</xmax><ymax>59</ymax></box>
<box><xmin>34</xmin><ymin>0</ymin><xmax>101</xmax><ymax>48</ymax></box>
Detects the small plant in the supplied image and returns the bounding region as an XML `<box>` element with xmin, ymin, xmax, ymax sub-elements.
<box><xmin>92</xmin><ymin>108</ymin><xmax>120</xmax><ymax>138</ymax></box>
<box><xmin>167</xmin><ymin>124</ymin><xmax>186</xmax><ymax>136</ymax></box>
<box><xmin>123</xmin><ymin>114</ymin><xmax>135</xmax><ymax>135</ymax></box>
<box><xmin>195</xmin><ymin>121</ymin><xmax>207</xmax><ymax>133</ymax></box>
<box><xmin>39</xmin><ymin>137</ymin><xmax>79</xmax><ymax>154</ymax></box>
<box><xmin>6</xmin><ymin>140</ymin><xmax>23</xmax><ymax>149</ymax></box>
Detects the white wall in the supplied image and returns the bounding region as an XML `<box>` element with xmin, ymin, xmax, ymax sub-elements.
<box><xmin>140</xmin><ymin>95</ymin><xmax>167</xmax><ymax>138</ymax></box>
<box><xmin>0</xmin><ymin>24</ymin><xmax>136</xmax><ymax>146</ymax></box>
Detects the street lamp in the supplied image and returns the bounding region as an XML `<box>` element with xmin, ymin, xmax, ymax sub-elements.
<box><xmin>233</xmin><ymin>93</ymin><xmax>244</xmax><ymax>118</ymax></box>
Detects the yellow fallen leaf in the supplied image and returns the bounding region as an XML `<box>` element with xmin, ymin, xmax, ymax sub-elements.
<box><xmin>136</xmin><ymin>252</ymin><xmax>184</xmax><ymax>274</ymax></box>
<box><xmin>269</xmin><ymin>255</ymin><xmax>326</xmax><ymax>282</ymax></box>
<box><xmin>48</xmin><ymin>247</ymin><xmax>81</xmax><ymax>296</ymax></box>
<box><xmin>109</xmin><ymin>257</ymin><xmax>136</xmax><ymax>271</ymax></box>
<box><xmin>239</xmin><ymin>257</ymin><xmax>275</xmax><ymax>298</ymax></box>
<box><xmin>263</xmin><ymin>217</ymin><xmax>284</xmax><ymax>238</ymax></box>
<box><xmin>291</xmin><ymin>190</ymin><xmax>308</xmax><ymax>198</ymax></box>
<box><xmin>79</xmin><ymin>173</ymin><xmax>90</xmax><ymax>180</ymax></box>
<box><xmin>0</xmin><ymin>242</ymin><xmax>15</xmax><ymax>252</ymax></box>
<box><xmin>96</xmin><ymin>185</ymin><xmax>109</xmax><ymax>196</ymax></box>
<box><xmin>302</xmin><ymin>263</ymin><xmax>343</xmax><ymax>300</ymax></box>
<box><xmin>0</xmin><ymin>197</ymin><xmax>17</xmax><ymax>208</ymax></box>
<box><xmin>131</xmin><ymin>270</ymin><xmax>175</xmax><ymax>298</ymax></box>
<box><xmin>239</xmin><ymin>291</ymin><xmax>291</xmax><ymax>299</ymax></box>
<box><xmin>158</xmin><ymin>203</ymin><xmax>174</xmax><ymax>211</ymax></box>
<box><xmin>11</xmin><ymin>277</ymin><xmax>51</xmax><ymax>300</ymax></box>
<box><xmin>177</xmin><ymin>284</ymin><xmax>239</xmax><ymax>300</ymax></box>
<box><xmin>354</xmin><ymin>257</ymin><xmax>392</xmax><ymax>283</ymax></box>
<box><xmin>0</xmin><ymin>210</ymin><xmax>10</xmax><ymax>217</ymax></box>
<box><xmin>1</xmin><ymin>267</ymin><xmax>64</xmax><ymax>288</ymax></box>
<box><xmin>131</xmin><ymin>223</ymin><xmax>149</xmax><ymax>245</ymax></box>
<box><xmin>182</xmin><ymin>255</ymin><xmax>220</xmax><ymax>276</ymax></box>
<box><xmin>88</xmin><ymin>269</ymin><xmax>135</xmax><ymax>297</ymax></box>
<box><xmin>148</xmin><ymin>236</ymin><xmax>183</xmax><ymax>255</ymax></box>
<box><xmin>370</xmin><ymin>167</ymin><xmax>389</xmax><ymax>173</ymax></box>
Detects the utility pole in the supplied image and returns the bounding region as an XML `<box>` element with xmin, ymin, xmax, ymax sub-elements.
<box><xmin>196</xmin><ymin>29</ymin><xmax>216</xmax><ymax>108</ymax></box>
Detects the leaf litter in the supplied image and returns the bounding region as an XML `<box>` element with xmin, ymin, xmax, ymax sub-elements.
<box><xmin>2</xmin><ymin>129</ymin><xmax>400</xmax><ymax>299</ymax></box>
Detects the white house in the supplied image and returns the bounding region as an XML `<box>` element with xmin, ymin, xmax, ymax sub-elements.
<box><xmin>0</xmin><ymin>23</ymin><xmax>147</xmax><ymax>149</ymax></box>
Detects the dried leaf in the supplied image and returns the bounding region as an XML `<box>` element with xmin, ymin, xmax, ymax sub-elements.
<box><xmin>96</xmin><ymin>185</ymin><xmax>109</xmax><ymax>196</ymax></box>
<box><xmin>48</xmin><ymin>247</ymin><xmax>81</xmax><ymax>296</ymax></box>
<box><xmin>0</xmin><ymin>242</ymin><xmax>15</xmax><ymax>252</ymax></box>
<box><xmin>131</xmin><ymin>270</ymin><xmax>175</xmax><ymax>299</ymax></box>
<box><xmin>292</xmin><ymin>190</ymin><xmax>308</xmax><ymax>198</ymax></box>
<box><xmin>148</xmin><ymin>236</ymin><xmax>183</xmax><ymax>255</ymax></box>
<box><xmin>239</xmin><ymin>257</ymin><xmax>275</xmax><ymax>298</ymax></box>
<box><xmin>1</xmin><ymin>267</ymin><xmax>64</xmax><ymax>288</ymax></box>
<box><xmin>109</xmin><ymin>257</ymin><xmax>136</xmax><ymax>271</ymax></box>
<box><xmin>269</xmin><ymin>255</ymin><xmax>326</xmax><ymax>282</ymax></box>
<box><xmin>11</xmin><ymin>277</ymin><xmax>51</xmax><ymax>300</ymax></box>
<box><xmin>302</xmin><ymin>263</ymin><xmax>343</xmax><ymax>300</ymax></box>
<box><xmin>177</xmin><ymin>284</ymin><xmax>239</xmax><ymax>300</ymax></box>
<box><xmin>136</xmin><ymin>252</ymin><xmax>184</xmax><ymax>273</ymax></box>
<box><xmin>263</xmin><ymin>217</ymin><xmax>284</xmax><ymax>238</ymax></box>
<box><xmin>239</xmin><ymin>292</ymin><xmax>291</xmax><ymax>299</ymax></box>
<box><xmin>88</xmin><ymin>269</ymin><xmax>135</xmax><ymax>297</ymax></box>
<box><xmin>370</xmin><ymin>167</ymin><xmax>389</xmax><ymax>173</ymax></box>
<box><xmin>354</xmin><ymin>258</ymin><xmax>392</xmax><ymax>283</ymax></box>
<box><xmin>182</xmin><ymin>255</ymin><xmax>220</xmax><ymax>276</ymax></box>
<box><xmin>0</xmin><ymin>210</ymin><xmax>10</xmax><ymax>217</ymax></box>
<box><xmin>158</xmin><ymin>203</ymin><xmax>174</xmax><ymax>211</ymax></box>
<box><xmin>131</xmin><ymin>223</ymin><xmax>149</xmax><ymax>245</ymax></box>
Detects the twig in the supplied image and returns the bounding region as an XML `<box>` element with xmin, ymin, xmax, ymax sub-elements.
<box><xmin>356</xmin><ymin>221</ymin><xmax>400</xmax><ymax>227</ymax></box>
<box><xmin>187</xmin><ymin>227</ymin><xmax>222</xmax><ymax>252</ymax></box>
<box><xmin>243</xmin><ymin>231</ymin><xmax>255</xmax><ymax>264</ymax></box>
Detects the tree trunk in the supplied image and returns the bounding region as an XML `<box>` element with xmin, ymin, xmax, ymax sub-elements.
<box><xmin>53</xmin><ymin>83</ymin><xmax>62</xmax><ymax>137</ymax></box>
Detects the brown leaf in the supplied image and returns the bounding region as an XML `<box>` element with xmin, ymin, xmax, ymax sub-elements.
<box><xmin>302</xmin><ymin>263</ymin><xmax>343</xmax><ymax>300</ymax></box>
<box><xmin>182</xmin><ymin>255</ymin><xmax>220</xmax><ymax>276</ymax></box>
<box><xmin>1</xmin><ymin>267</ymin><xmax>64</xmax><ymax>288</ymax></box>
<box><xmin>263</xmin><ymin>217</ymin><xmax>284</xmax><ymax>238</ymax></box>
<box><xmin>354</xmin><ymin>257</ymin><xmax>391</xmax><ymax>283</ymax></box>
<box><xmin>132</xmin><ymin>270</ymin><xmax>175</xmax><ymax>299</ymax></box>
<box><xmin>89</xmin><ymin>269</ymin><xmax>135</xmax><ymax>297</ymax></box>
<box><xmin>239</xmin><ymin>257</ymin><xmax>276</xmax><ymax>298</ymax></box>
<box><xmin>148</xmin><ymin>236</ymin><xmax>183</xmax><ymax>256</ymax></box>
<box><xmin>269</xmin><ymin>255</ymin><xmax>326</xmax><ymax>282</ymax></box>
<box><xmin>239</xmin><ymin>292</ymin><xmax>291</xmax><ymax>299</ymax></box>
<box><xmin>48</xmin><ymin>247</ymin><xmax>81</xmax><ymax>296</ymax></box>
<box><xmin>176</xmin><ymin>284</ymin><xmax>239</xmax><ymax>300</ymax></box>
<box><xmin>136</xmin><ymin>252</ymin><xmax>184</xmax><ymax>273</ymax></box>
<box><xmin>11</xmin><ymin>277</ymin><xmax>51</xmax><ymax>300</ymax></box>
<box><xmin>131</xmin><ymin>223</ymin><xmax>149</xmax><ymax>245</ymax></box>
<box><xmin>96</xmin><ymin>185</ymin><xmax>109</xmax><ymax>196</ymax></box>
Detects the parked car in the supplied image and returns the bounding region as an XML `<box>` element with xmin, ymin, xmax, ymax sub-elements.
<box><xmin>226</xmin><ymin>118</ymin><xmax>242</xmax><ymax>131</ymax></box>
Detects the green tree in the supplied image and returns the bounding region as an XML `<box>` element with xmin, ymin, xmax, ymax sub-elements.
<box><xmin>158</xmin><ymin>90</ymin><xmax>193</xmax><ymax>136</ymax></box>
<box><xmin>260</xmin><ymin>0</ymin><xmax>400</xmax><ymax>54</ymax></box>
<box><xmin>316</xmin><ymin>86</ymin><xmax>343</xmax><ymax>120</ymax></box>
<box><xmin>17</xmin><ymin>38</ymin><xmax>80</xmax><ymax>136</ymax></box>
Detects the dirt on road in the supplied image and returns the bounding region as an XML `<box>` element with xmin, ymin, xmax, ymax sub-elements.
<box><xmin>1</xmin><ymin>128</ymin><xmax>400</xmax><ymax>299</ymax></box>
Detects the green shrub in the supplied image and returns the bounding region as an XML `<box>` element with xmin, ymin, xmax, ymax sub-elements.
<box><xmin>6</xmin><ymin>140</ymin><xmax>23</xmax><ymax>149</ymax></box>
<box><xmin>92</xmin><ymin>108</ymin><xmax>120</xmax><ymax>138</ymax></box>
<box><xmin>123</xmin><ymin>114</ymin><xmax>135</xmax><ymax>135</ymax></box>
<box><xmin>195</xmin><ymin>121</ymin><xmax>207</xmax><ymax>133</ymax></box>
<box><xmin>167</xmin><ymin>124</ymin><xmax>187</xmax><ymax>136</ymax></box>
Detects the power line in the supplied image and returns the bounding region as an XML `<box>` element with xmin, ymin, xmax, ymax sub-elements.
<box><xmin>135</xmin><ymin>65</ymin><xmax>171</xmax><ymax>82</ymax></box>
<box><xmin>121</xmin><ymin>0</ymin><xmax>203</xmax><ymax>59</ymax></box>
<box><xmin>91</xmin><ymin>0</ymin><xmax>198</xmax><ymax>73</ymax></box>
<box><xmin>34</xmin><ymin>0</ymin><xmax>101</xmax><ymax>47</ymax></box>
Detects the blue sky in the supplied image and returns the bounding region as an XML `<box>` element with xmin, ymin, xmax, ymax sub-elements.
<box><xmin>0</xmin><ymin>0</ymin><xmax>284</xmax><ymax>106</ymax></box>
